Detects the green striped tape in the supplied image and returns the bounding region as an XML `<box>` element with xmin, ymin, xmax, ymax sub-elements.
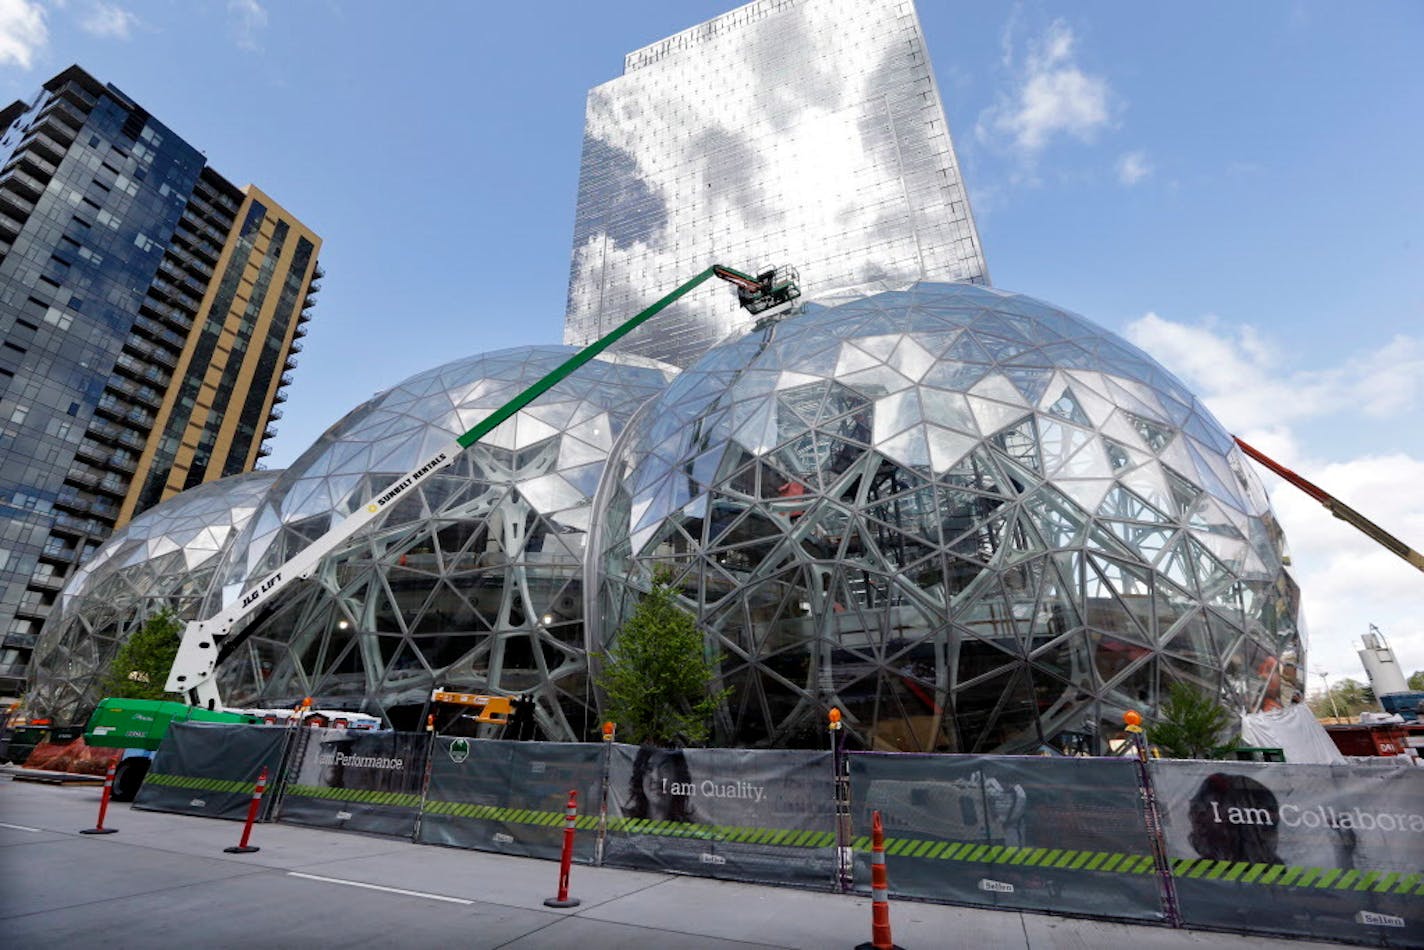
<box><xmin>282</xmin><ymin>784</ymin><xmax>425</xmax><ymax>809</ymax></box>
<box><xmin>843</xmin><ymin>833</ymin><xmax>1424</xmax><ymax>894</ymax></box>
<box><xmin>143</xmin><ymin>773</ymin><xmax>258</xmax><ymax>795</ymax></box>
<box><xmin>419</xmin><ymin>799</ymin><xmax>834</xmax><ymax>849</ymax></box>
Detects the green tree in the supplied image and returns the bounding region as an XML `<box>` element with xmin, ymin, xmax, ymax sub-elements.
<box><xmin>99</xmin><ymin>609</ymin><xmax>183</xmax><ymax>701</ymax></box>
<box><xmin>1408</xmin><ymin>670</ymin><xmax>1424</xmax><ymax>691</ymax></box>
<box><xmin>1306</xmin><ymin>677</ymin><xmax>1376</xmax><ymax>720</ymax></box>
<box><xmin>598</xmin><ymin>570</ymin><xmax>727</xmax><ymax>746</ymax></box>
<box><xmin>1148</xmin><ymin>682</ymin><xmax>1239</xmax><ymax>759</ymax></box>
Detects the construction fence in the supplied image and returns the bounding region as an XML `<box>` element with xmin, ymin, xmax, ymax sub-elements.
<box><xmin>134</xmin><ymin>723</ymin><xmax>1423</xmax><ymax>948</ymax></box>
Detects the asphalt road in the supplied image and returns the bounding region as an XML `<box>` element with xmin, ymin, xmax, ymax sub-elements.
<box><xmin>0</xmin><ymin>776</ymin><xmax>1342</xmax><ymax>949</ymax></box>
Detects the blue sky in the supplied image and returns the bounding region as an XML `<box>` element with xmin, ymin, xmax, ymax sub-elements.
<box><xmin>2</xmin><ymin>0</ymin><xmax>1420</xmax><ymax>690</ymax></box>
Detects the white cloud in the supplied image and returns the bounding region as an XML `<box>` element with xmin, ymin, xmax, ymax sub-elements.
<box><xmin>1125</xmin><ymin>314</ymin><xmax>1422</xmax><ymax>431</ymax></box>
<box><xmin>0</xmin><ymin>0</ymin><xmax>48</xmax><ymax>69</ymax></box>
<box><xmin>977</xmin><ymin>19</ymin><xmax>1113</xmax><ymax>163</ymax></box>
<box><xmin>1123</xmin><ymin>312</ymin><xmax>1424</xmax><ymax>686</ymax></box>
<box><xmin>1116</xmin><ymin>150</ymin><xmax>1151</xmax><ymax>186</ymax></box>
<box><xmin>228</xmin><ymin>0</ymin><xmax>266</xmax><ymax>51</ymax></box>
<box><xmin>80</xmin><ymin>2</ymin><xmax>134</xmax><ymax>39</ymax></box>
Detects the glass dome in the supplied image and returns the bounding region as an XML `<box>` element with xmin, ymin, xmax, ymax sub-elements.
<box><xmin>590</xmin><ymin>282</ymin><xmax>1303</xmax><ymax>753</ymax></box>
<box><xmin>27</xmin><ymin>471</ymin><xmax>279</xmax><ymax>721</ymax></box>
<box><xmin>206</xmin><ymin>346</ymin><xmax>673</xmax><ymax>736</ymax></box>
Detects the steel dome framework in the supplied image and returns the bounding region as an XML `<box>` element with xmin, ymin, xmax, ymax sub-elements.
<box><xmin>27</xmin><ymin>472</ymin><xmax>279</xmax><ymax>721</ymax></box>
<box><xmin>198</xmin><ymin>347</ymin><xmax>673</xmax><ymax>736</ymax></box>
<box><xmin>591</xmin><ymin>283</ymin><xmax>1302</xmax><ymax>753</ymax></box>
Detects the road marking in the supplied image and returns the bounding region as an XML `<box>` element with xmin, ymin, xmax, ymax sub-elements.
<box><xmin>0</xmin><ymin>821</ymin><xmax>42</xmax><ymax>832</ymax></box>
<box><xmin>286</xmin><ymin>872</ymin><xmax>473</xmax><ymax>905</ymax></box>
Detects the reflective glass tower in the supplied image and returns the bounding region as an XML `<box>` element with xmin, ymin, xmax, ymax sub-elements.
<box><xmin>0</xmin><ymin>66</ymin><xmax>322</xmax><ymax>697</ymax></box>
<box><xmin>564</xmin><ymin>0</ymin><xmax>988</xmax><ymax>368</ymax></box>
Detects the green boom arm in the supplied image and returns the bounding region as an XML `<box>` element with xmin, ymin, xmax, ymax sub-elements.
<box><xmin>167</xmin><ymin>264</ymin><xmax>795</xmax><ymax>705</ymax></box>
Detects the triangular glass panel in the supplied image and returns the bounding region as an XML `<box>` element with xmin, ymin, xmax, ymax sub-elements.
<box><xmin>1030</xmin><ymin>631</ymin><xmax>1096</xmax><ymax>690</ymax></box>
<box><xmin>1162</xmin><ymin>610</ymin><xmax>1215</xmax><ymax>666</ymax></box>
<box><xmin>1097</xmin><ymin>485</ymin><xmax>1172</xmax><ymax>524</ymax></box>
<box><xmin>1123</xmin><ymin>410</ymin><xmax>1175</xmax><ymax>453</ymax></box>
<box><xmin>1022</xmin><ymin>487</ymin><xmax>1088</xmax><ymax>549</ymax></box>
<box><xmin>988</xmin><ymin>416</ymin><xmax>1040</xmax><ymax>473</ymax></box>
<box><xmin>1047</xmin><ymin>386</ymin><xmax>1092</xmax><ymax>426</ymax></box>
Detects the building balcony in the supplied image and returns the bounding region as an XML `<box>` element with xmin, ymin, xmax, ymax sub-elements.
<box><xmin>93</xmin><ymin>481</ymin><xmax>124</xmax><ymax>505</ymax></box>
<box><xmin>106</xmin><ymin>375</ymin><xmax>163</xmax><ymax>407</ymax></box>
<box><xmin>17</xmin><ymin>149</ymin><xmax>58</xmax><ymax>179</ymax></box>
<box><xmin>4</xmin><ymin>169</ymin><xmax>47</xmax><ymax>201</ymax></box>
<box><xmin>0</xmin><ymin>211</ymin><xmax>24</xmax><ymax>239</ymax></box>
<box><xmin>15</xmin><ymin>599</ymin><xmax>50</xmax><ymax>619</ymax></box>
<box><xmin>29</xmin><ymin>572</ymin><xmax>65</xmax><ymax>592</ymax></box>
<box><xmin>121</xmin><ymin>405</ymin><xmax>156</xmax><ymax>428</ymax></box>
<box><xmin>287</xmin><ymin>339</ymin><xmax>303</xmax><ymax>354</ymax></box>
<box><xmin>150</xmin><ymin>279</ymin><xmax>201</xmax><ymax>310</ymax></box>
<box><xmin>267</xmin><ymin>406</ymin><xmax>283</xmax><ymax>421</ymax></box>
<box><xmin>22</xmin><ymin>130</ymin><xmax>67</xmax><ymax>164</ymax></box>
<box><xmin>86</xmin><ymin>418</ymin><xmax>122</xmax><ymax>445</ymax></box>
<box><xmin>3</xmin><ymin>631</ymin><xmax>38</xmax><ymax>649</ymax></box>
<box><xmin>116</xmin><ymin>346</ymin><xmax>175</xmax><ymax>381</ymax></box>
<box><xmin>140</xmin><ymin>299</ymin><xmax>195</xmax><ymax>333</ymax></box>
<box><xmin>37</xmin><ymin>99</ymin><xmax>85</xmax><ymax>134</ymax></box>
<box><xmin>0</xmin><ymin>187</ymin><xmax>35</xmax><ymax>219</ymax></box>
<box><xmin>55</xmin><ymin>80</ymin><xmax>97</xmax><ymax>111</ymax></box>
<box><xmin>74</xmin><ymin>440</ymin><xmax>107</xmax><ymax>465</ymax></box>
<box><xmin>107</xmin><ymin>453</ymin><xmax>138</xmax><ymax>475</ymax></box>
<box><xmin>31</xmin><ymin>113</ymin><xmax>77</xmax><ymax>149</ymax></box>
<box><xmin>117</xmin><ymin>429</ymin><xmax>148</xmax><ymax>452</ymax></box>
<box><xmin>65</xmin><ymin>467</ymin><xmax>101</xmax><ymax>490</ymax></box>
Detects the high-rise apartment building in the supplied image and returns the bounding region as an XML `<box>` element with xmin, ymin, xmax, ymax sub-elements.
<box><xmin>0</xmin><ymin>66</ymin><xmax>322</xmax><ymax>695</ymax></box>
<box><xmin>564</xmin><ymin>0</ymin><xmax>987</xmax><ymax>367</ymax></box>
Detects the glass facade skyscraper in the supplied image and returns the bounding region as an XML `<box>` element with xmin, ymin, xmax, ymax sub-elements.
<box><xmin>564</xmin><ymin>0</ymin><xmax>988</xmax><ymax>368</ymax></box>
<box><xmin>0</xmin><ymin>66</ymin><xmax>322</xmax><ymax>697</ymax></box>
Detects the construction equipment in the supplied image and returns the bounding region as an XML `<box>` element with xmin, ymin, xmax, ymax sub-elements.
<box><xmin>427</xmin><ymin>688</ymin><xmax>538</xmax><ymax>739</ymax></box>
<box><xmin>1234</xmin><ymin>436</ymin><xmax>1424</xmax><ymax>574</ymax></box>
<box><xmin>83</xmin><ymin>696</ymin><xmax>379</xmax><ymax>801</ymax></box>
<box><xmin>166</xmin><ymin>265</ymin><xmax>801</xmax><ymax>707</ymax></box>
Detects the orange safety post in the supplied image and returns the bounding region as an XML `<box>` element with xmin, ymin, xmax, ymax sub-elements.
<box><xmin>224</xmin><ymin>766</ymin><xmax>269</xmax><ymax>854</ymax></box>
<box><xmin>79</xmin><ymin>760</ymin><xmax>119</xmax><ymax>835</ymax></box>
<box><xmin>543</xmin><ymin>789</ymin><xmax>581</xmax><ymax>908</ymax></box>
<box><xmin>855</xmin><ymin>811</ymin><xmax>904</xmax><ymax>950</ymax></box>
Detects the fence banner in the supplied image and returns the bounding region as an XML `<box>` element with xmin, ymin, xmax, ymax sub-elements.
<box><xmin>601</xmin><ymin>744</ymin><xmax>836</xmax><ymax>888</ymax></box>
<box><xmin>418</xmin><ymin>738</ymin><xmax>604</xmax><ymax>863</ymax></box>
<box><xmin>133</xmin><ymin>723</ymin><xmax>290</xmax><ymax>821</ymax></box>
<box><xmin>848</xmin><ymin>753</ymin><xmax>1166</xmax><ymax>922</ymax></box>
<box><xmin>276</xmin><ymin>728</ymin><xmax>430</xmax><ymax>838</ymax></box>
<box><xmin>1152</xmin><ymin>760</ymin><xmax>1424</xmax><ymax>946</ymax></box>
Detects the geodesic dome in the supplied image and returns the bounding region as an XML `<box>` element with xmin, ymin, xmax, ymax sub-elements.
<box><xmin>27</xmin><ymin>471</ymin><xmax>279</xmax><ymax>720</ymax></box>
<box><xmin>205</xmin><ymin>346</ymin><xmax>673</xmax><ymax>736</ymax></box>
<box><xmin>590</xmin><ymin>282</ymin><xmax>1303</xmax><ymax>753</ymax></box>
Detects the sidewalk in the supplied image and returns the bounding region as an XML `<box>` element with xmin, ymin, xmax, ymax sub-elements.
<box><xmin>0</xmin><ymin>776</ymin><xmax>1340</xmax><ymax>949</ymax></box>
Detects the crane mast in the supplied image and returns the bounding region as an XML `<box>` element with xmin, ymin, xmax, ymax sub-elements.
<box><xmin>1233</xmin><ymin>436</ymin><xmax>1424</xmax><ymax>573</ymax></box>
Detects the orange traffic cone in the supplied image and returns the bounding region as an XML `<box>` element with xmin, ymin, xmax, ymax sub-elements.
<box><xmin>855</xmin><ymin>810</ymin><xmax>904</xmax><ymax>949</ymax></box>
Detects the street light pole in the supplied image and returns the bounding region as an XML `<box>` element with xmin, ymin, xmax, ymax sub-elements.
<box><xmin>1318</xmin><ymin>671</ymin><xmax>1341</xmax><ymax>720</ymax></box>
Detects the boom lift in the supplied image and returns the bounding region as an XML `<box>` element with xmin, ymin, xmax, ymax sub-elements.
<box><xmin>167</xmin><ymin>264</ymin><xmax>801</xmax><ymax>708</ymax></box>
<box><xmin>1234</xmin><ymin>437</ymin><xmax>1424</xmax><ymax>574</ymax></box>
